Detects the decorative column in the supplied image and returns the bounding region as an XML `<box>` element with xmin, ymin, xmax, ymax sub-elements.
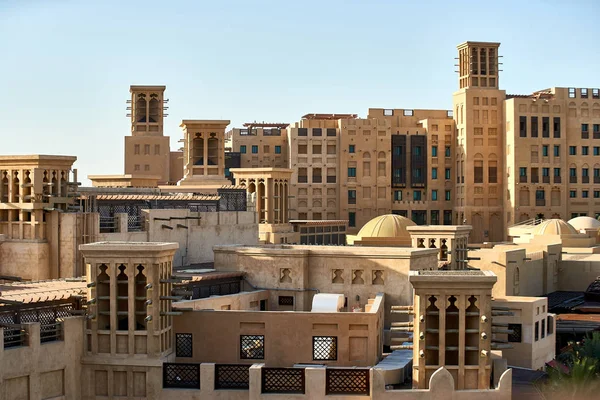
<box><xmin>265</xmin><ymin>179</ymin><xmax>273</xmax><ymax>224</ymax></box>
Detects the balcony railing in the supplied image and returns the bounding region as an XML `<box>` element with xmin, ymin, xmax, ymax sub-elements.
<box><xmin>348</xmin><ymin>198</ymin><xmax>356</xmax><ymax>205</ymax></box>
<box><xmin>531</xmin><ymin>176</ymin><xmax>539</xmax><ymax>184</ymax></box>
<box><xmin>582</xmin><ymin>131</ymin><xmax>589</xmax><ymax>139</ymax></box>
<box><xmin>327</xmin><ymin>176</ymin><xmax>336</xmax><ymax>183</ymax></box>
<box><xmin>262</xmin><ymin>368</ymin><xmax>305</xmax><ymax>394</ymax></box>
<box><xmin>215</xmin><ymin>364</ymin><xmax>250</xmax><ymax>390</ymax></box>
<box><xmin>536</xmin><ymin>199</ymin><xmax>546</xmax><ymax>207</ymax></box>
<box><xmin>554</xmin><ymin>176</ymin><xmax>562</xmax><ymax>183</ymax></box>
<box><xmin>298</xmin><ymin>176</ymin><xmax>308</xmax><ymax>183</ymax></box>
<box><xmin>163</xmin><ymin>363</ymin><xmax>200</xmax><ymax>389</ymax></box>
<box><xmin>325</xmin><ymin>369</ymin><xmax>370</xmax><ymax>396</ymax></box>
<box><xmin>583</xmin><ymin>176</ymin><xmax>590</xmax><ymax>184</ymax></box>
<box><xmin>2</xmin><ymin>324</ymin><xmax>28</xmax><ymax>349</ymax></box>
<box><xmin>312</xmin><ymin>176</ymin><xmax>322</xmax><ymax>184</ymax></box>
<box><xmin>543</xmin><ymin>176</ymin><xmax>550</xmax><ymax>183</ymax></box>
<box><xmin>570</xmin><ymin>176</ymin><xmax>578</xmax><ymax>184</ymax></box>
<box><xmin>595</xmin><ymin>177</ymin><xmax>600</xmax><ymax>184</ymax></box>
<box><xmin>519</xmin><ymin>176</ymin><xmax>528</xmax><ymax>183</ymax></box>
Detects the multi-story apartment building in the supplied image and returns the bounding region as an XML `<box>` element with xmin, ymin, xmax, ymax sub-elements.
<box><xmin>226</xmin><ymin>123</ymin><xmax>289</xmax><ymax>169</ymax></box>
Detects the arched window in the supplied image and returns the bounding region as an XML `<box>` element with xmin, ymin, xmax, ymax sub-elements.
<box><xmin>135</xmin><ymin>94</ymin><xmax>147</xmax><ymax>122</ymax></box>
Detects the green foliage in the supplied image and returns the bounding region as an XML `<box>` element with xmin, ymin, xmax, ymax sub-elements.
<box><xmin>543</xmin><ymin>333</ymin><xmax>600</xmax><ymax>399</ymax></box>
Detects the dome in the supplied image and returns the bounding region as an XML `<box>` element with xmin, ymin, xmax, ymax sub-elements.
<box><xmin>357</xmin><ymin>214</ymin><xmax>416</xmax><ymax>239</ymax></box>
<box><xmin>533</xmin><ymin>219</ymin><xmax>578</xmax><ymax>236</ymax></box>
<box><xmin>568</xmin><ymin>216</ymin><xmax>600</xmax><ymax>231</ymax></box>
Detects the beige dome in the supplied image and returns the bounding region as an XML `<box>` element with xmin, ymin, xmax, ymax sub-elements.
<box><xmin>533</xmin><ymin>219</ymin><xmax>578</xmax><ymax>236</ymax></box>
<box><xmin>568</xmin><ymin>216</ymin><xmax>600</xmax><ymax>231</ymax></box>
<box><xmin>357</xmin><ymin>214</ymin><xmax>416</xmax><ymax>239</ymax></box>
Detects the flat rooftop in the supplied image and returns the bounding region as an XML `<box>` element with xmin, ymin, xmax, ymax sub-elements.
<box><xmin>0</xmin><ymin>278</ymin><xmax>86</xmax><ymax>304</ymax></box>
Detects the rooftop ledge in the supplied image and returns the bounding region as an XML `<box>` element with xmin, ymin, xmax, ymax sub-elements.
<box><xmin>79</xmin><ymin>241</ymin><xmax>179</xmax><ymax>252</ymax></box>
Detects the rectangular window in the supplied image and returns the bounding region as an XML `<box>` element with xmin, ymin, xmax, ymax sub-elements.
<box><xmin>154</xmin><ymin>144</ymin><xmax>160</xmax><ymax>155</ymax></box>
<box><xmin>252</xmin><ymin>145</ymin><xmax>258</xmax><ymax>154</ymax></box>
<box><xmin>144</xmin><ymin>164</ymin><xmax>150</xmax><ymax>171</ymax></box>
<box><xmin>144</xmin><ymin>144</ymin><xmax>150</xmax><ymax>155</ymax></box>
<box><xmin>275</xmin><ymin>146</ymin><xmax>281</xmax><ymax>154</ymax></box>
<box><xmin>582</xmin><ymin>123</ymin><xmax>589</xmax><ymax>139</ymax></box>
<box><xmin>489</xmin><ymin>165</ymin><xmax>497</xmax><ymax>183</ymax></box>
<box><xmin>595</xmin><ymin>168</ymin><xmax>600</xmax><ymax>177</ymax></box>
<box><xmin>348</xmin><ymin>168</ymin><xmax>356</xmax><ymax>177</ymax></box>
<box><xmin>554</xmin><ymin>168</ymin><xmax>561</xmax><ymax>177</ymax></box>
<box><xmin>264</xmin><ymin>145</ymin><xmax>270</xmax><ymax>153</ymax></box>
<box><xmin>595</xmin><ymin>191</ymin><xmax>600</xmax><ymax>198</ymax></box>
<box><xmin>394</xmin><ymin>190</ymin><xmax>402</xmax><ymax>201</ymax></box>
<box><xmin>569</xmin><ymin>146</ymin><xmax>576</xmax><ymax>155</ymax></box>
<box><xmin>240</xmin><ymin>335</ymin><xmax>264</xmax><ymax>359</ymax></box>
<box><xmin>535</xmin><ymin>321</ymin><xmax>539</xmax><ymax>342</ymax></box>
<box><xmin>349</xmin><ymin>145</ymin><xmax>355</xmax><ymax>153</ymax></box>
<box><xmin>432</xmin><ymin>168</ymin><xmax>438</xmax><ymax>179</ymax></box>
<box><xmin>474</xmin><ymin>162</ymin><xmax>484</xmax><ymax>184</ymax></box>
<box><xmin>583</xmin><ymin>190</ymin><xmax>589</xmax><ymax>198</ymax></box>
<box><xmin>298</xmin><ymin>144</ymin><xmax>307</xmax><ymax>154</ymax></box>
<box><xmin>595</xmin><ymin>124</ymin><xmax>600</xmax><ymax>139</ymax></box>
<box><xmin>542</xmin><ymin>167</ymin><xmax>549</xmax><ymax>177</ymax></box>
<box><xmin>531</xmin><ymin>116</ymin><xmax>538</xmax><ymax>137</ymax></box>
<box><xmin>570</xmin><ymin>168</ymin><xmax>577</xmax><ymax>177</ymax></box>
<box><xmin>278</xmin><ymin>296</ymin><xmax>294</xmax><ymax>306</ymax></box>
<box><xmin>175</xmin><ymin>333</ymin><xmax>193</xmax><ymax>357</ymax></box>
<box><xmin>519</xmin><ymin>167</ymin><xmax>527</xmax><ymax>176</ymax></box>
<box><xmin>326</xmin><ymin>128</ymin><xmax>336</xmax><ymax>137</ymax></box>
<box><xmin>445</xmin><ymin>146</ymin><xmax>451</xmax><ymax>157</ymax></box>
<box><xmin>594</xmin><ymin>89</ymin><xmax>600</xmax><ymax>99</ymax></box>
<box><xmin>134</xmin><ymin>144</ymin><xmax>140</xmax><ymax>154</ymax></box>
<box><xmin>570</xmin><ymin>190</ymin><xmax>577</xmax><ymax>198</ymax></box>
<box><xmin>581</xmin><ymin>88</ymin><xmax>588</xmax><ymax>98</ymax></box>
<box><xmin>445</xmin><ymin>168</ymin><xmax>451</xmax><ymax>180</ymax></box>
<box><xmin>547</xmin><ymin>316</ymin><xmax>553</xmax><ymax>335</ymax></box>
<box><xmin>134</xmin><ymin>164</ymin><xmax>140</xmax><ymax>171</ymax></box>
<box><xmin>393</xmin><ymin>146</ymin><xmax>403</xmax><ymax>156</ymax></box>
<box><xmin>519</xmin><ymin>116</ymin><xmax>527</xmax><ymax>137</ymax></box>
<box><xmin>568</xmin><ymin>87</ymin><xmax>576</xmax><ymax>98</ymax></box>
<box><xmin>536</xmin><ymin>189</ymin><xmax>545</xmax><ymax>200</ymax></box>
<box><xmin>348</xmin><ymin>190</ymin><xmax>356</xmax><ymax>204</ymax></box>
<box><xmin>349</xmin><ymin>212</ymin><xmax>356</xmax><ymax>227</ymax></box>
<box><xmin>554</xmin><ymin>145</ymin><xmax>560</xmax><ymax>157</ymax></box>
<box><xmin>445</xmin><ymin>190</ymin><xmax>451</xmax><ymax>201</ymax></box>
<box><xmin>413</xmin><ymin>190</ymin><xmax>422</xmax><ymax>201</ymax></box>
<box><xmin>542</xmin><ymin>145</ymin><xmax>549</xmax><ymax>157</ymax></box>
<box><xmin>542</xmin><ymin>117</ymin><xmax>550</xmax><ymax>138</ymax></box>
<box><xmin>312</xmin><ymin>128</ymin><xmax>322</xmax><ymax>136</ymax></box>
<box><xmin>313</xmin><ymin>336</ymin><xmax>337</xmax><ymax>361</ymax></box>
<box><xmin>298</xmin><ymin>128</ymin><xmax>308</xmax><ymax>137</ymax></box>
<box><xmin>431</xmin><ymin>146</ymin><xmax>438</xmax><ymax>157</ymax></box>
<box><xmin>414</xmin><ymin>146</ymin><xmax>422</xmax><ymax>156</ymax></box>
<box><xmin>508</xmin><ymin>323</ymin><xmax>522</xmax><ymax>343</ymax></box>
<box><xmin>430</xmin><ymin>210</ymin><xmax>439</xmax><ymax>225</ymax></box>
<box><xmin>312</xmin><ymin>144</ymin><xmax>322</xmax><ymax>154</ymax></box>
<box><xmin>594</xmin><ymin>147</ymin><xmax>600</xmax><ymax>156</ymax></box>
<box><xmin>553</xmin><ymin>117</ymin><xmax>561</xmax><ymax>138</ymax></box>
<box><xmin>431</xmin><ymin>190</ymin><xmax>438</xmax><ymax>201</ymax></box>
<box><xmin>583</xmin><ymin>146</ymin><xmax>589</xmax><ymax>156</ymax></box>
<box><xmin>240</xmin><ymin>145</ymin><xmax>246</xmax><ymax>154</ymax></box>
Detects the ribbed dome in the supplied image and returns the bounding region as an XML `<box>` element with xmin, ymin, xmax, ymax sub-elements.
<box><xmin>533</xmin><ymin>219</ymin><xmax>578</xmax><ymax>236</ymax></box>
<box><xmin>357</xmin><ymin>214</ymin><xmax>416</xmax><ymax>239</ymax></box>
<box><xmin>568</xmin><ymin>216</ymin><xmax>600</xmax><ymax>231</ymax></box>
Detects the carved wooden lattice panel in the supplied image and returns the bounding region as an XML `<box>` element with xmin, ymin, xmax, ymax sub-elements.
<box><xmin>240</xmin><ymin>335</ymin><xmax>264</xmax><ymax>359</ymax></box>
<box><xmin>214</xmin><ymin>364</ymin><xmax>250</xmax><ymax>390</ymax></box>
<box><xmin>325</xmin><ymin>368</ymin><xmax>370</xmax><ymax>395</ymax></box>
<box><xmin>313</xmin><ymin>336</ymin><xmax>337</xmax><ymax>360</ymax></box>
<box><xmin>162</xmin><ymin>363</ymin><xmax>200</xmax><ymax>389</ymax></box>
<box><xmin>175</xmin><ymin>333</ymin><xmax>193</xmax><ymax>357</ymax></box>
<box><xmin>261</xmin><ymin>368</ymin><xmax>305</xmax><ymax>394</ymax></box>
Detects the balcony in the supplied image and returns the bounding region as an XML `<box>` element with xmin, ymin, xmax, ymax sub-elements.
<box><xmin>531</xmin><ymin>176</ymin><xmax>539</xmax><ymax>184</ymax></box>
<box><xmin>582</xmin><ymin>131</ymin><xmax>589</xmax><ymax>139</ymax></box>
<box><xmin>583</xmin><ymin>176</ymin><xmax>590</xmax><ymax>184</ymax></box>
<box><xmin>594</xmin><ymin>132</ymin><xmax>600</xmax><ymax>139</ymax></box>
<box><xmin>348</xmin><ymin>198</ymin><xmax>356</xmax><ymax>205</ymax></box>
<box><xmin>519</xmin><ymin>176</ymin><xmax>528</xmax><ymax>183</ymax></box>
<box><xmin>595</xmin><ymin>177</ymin><xmax>600</xmax><ymax>184</ymax></box>
<box><xmin>570</xmin><ymin>176</ymin><xmax>578</xmax><ymax>184</ymax></box>
<box><xmin>543</xmin><ymin>176</ymin><xmax>550</xmax><ymax>183</ymax></box>
<box><xmin>554</xmin><ymin>176</ymin><xmax>562</xmax><ymax>183</ymax></box>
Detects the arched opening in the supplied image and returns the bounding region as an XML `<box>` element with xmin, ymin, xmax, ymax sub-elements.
<box><xmin>135</xmin><ymin>94</ymin><xmax>147</xmax><ymax>122</ymax></box>
<box><xmin>193</xmin><ymin>133</ymin><xmax>204</xmax><ymax>165</ymax></box>
<box><xmin>97</xmin><ymin>264</ymin><xmax>110</xmax><ymax>330</ymax></box>
<box><xmin>135</xmin><ymin>265</ymin><xmax>147</xmax><ymax>330</ymax></box>
<box><xmin>207</xmin><ymin>135</ymin><xmax>218</xmax><ymax>166</ymax></box>
<box><xmin>117</xmin><ymin>264</ymin><xmax>129</xmax><ymax>331</ymax></box>
<box><xmin>148</xmin><ymin>95</ymin><xmax>160</xmax><ymax>122</ymax></box>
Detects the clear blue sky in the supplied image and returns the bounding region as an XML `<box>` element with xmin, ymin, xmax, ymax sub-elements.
<box><xmin>1</xmin><ymin>0</ymin><xmax>598</xmax><ymax>184</ymax></box>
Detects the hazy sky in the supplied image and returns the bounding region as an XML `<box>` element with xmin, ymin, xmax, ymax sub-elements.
<box><xmin>1</xmin><ymin>0</ymin><xmax>598</xmax><ymax>184</ymax></box>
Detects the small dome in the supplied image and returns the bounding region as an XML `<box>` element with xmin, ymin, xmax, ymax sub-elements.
<box><xmin>533</xmin><ymin>219</ymin><xmax>578</xmax><ymax>236</ymax></box>
<box><xmin>357</xmin><ymin>214</ymin><xmax>416</xmax><ymax>239</ymax></box>
<box><xmin>568</xmin><ymin>216</ymin><xmax>600</xmax><ymax>231</ymax></box>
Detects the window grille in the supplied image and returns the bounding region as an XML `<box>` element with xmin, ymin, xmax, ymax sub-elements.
<box><xmin>240</xmin><ymin>335</ymin><xmax>264</xmax><ymax>359</ymax></box>
<box><xmin>261</xmin><ymin>368</ymin><xmax>305</xmax><ymax>394</ymax></box>
<box><xmin>214</xmin><ymin>364</ymin><xmax>250</xmax><ymax>390</ymax></box>
<box><xmin>326</xmin><ymin>368</ymin><xmax>370</xmax><ymax>395</ymax></box>
<box><xmin>313</xmin><ymin>336</ymin><xmax>338</xmax><ymax>360</ymax></box>
<box><xmin>176</xmin><ymin>333</ymin><xmax>193</xmax><ymax>357</ymax></box>
<box><xmin>163</xmin><ymin>363</ymin><xmax>200</xmax><ymax>389</ymax></box>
